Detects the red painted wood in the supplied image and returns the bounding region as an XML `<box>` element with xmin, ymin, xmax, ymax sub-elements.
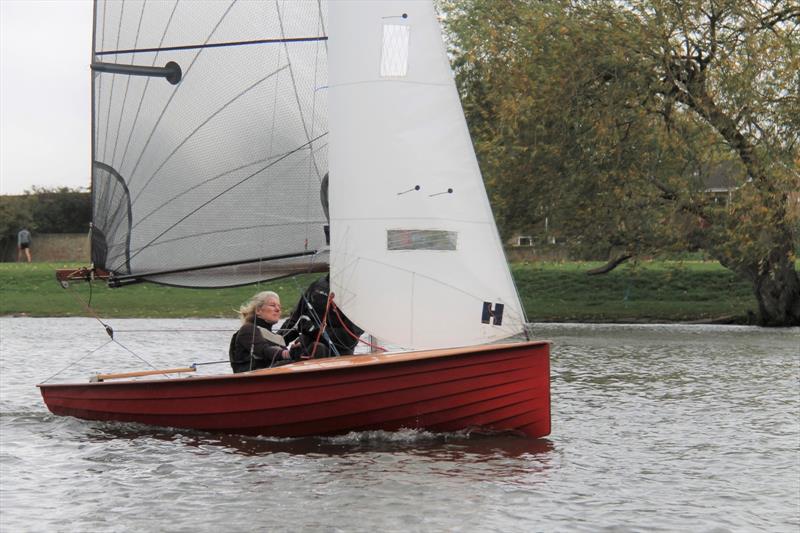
<box><xmin>39</xmin><ymin>341</ymin><xmax>551</xmax><ymax>438</ymax></box>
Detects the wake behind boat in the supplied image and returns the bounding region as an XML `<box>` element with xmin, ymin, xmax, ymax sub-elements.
<box><xmin>39</xmin><ymin>0</ymin><xmax>551</xmax><ymax>439</ymax></box>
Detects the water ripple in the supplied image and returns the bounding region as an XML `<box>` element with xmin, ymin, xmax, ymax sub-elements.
<box><xmin>1</xmin><ymin>318</ymin><xmax>798</xmax><ymax>531</ymax></box>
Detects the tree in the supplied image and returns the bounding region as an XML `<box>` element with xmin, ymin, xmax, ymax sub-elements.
<box><xmin>442</xmin><ymin>0</ymin><xmax>799</xmax><ymax>326</ymax></box>
<box><xmin>0</xmin><ymin>188</ymin><xmax>90</xmax><ymax>260</ymax></box>
<box><xmin>26</xmin><ymin>186</ymin><xmax>91</xmax><ymax>234</ymax></box>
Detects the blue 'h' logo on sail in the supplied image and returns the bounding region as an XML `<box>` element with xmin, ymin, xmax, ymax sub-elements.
<box><xmin>481</xmin><ymin>302</ymin><xmax>504</xmax><ymax>326</ymax></box>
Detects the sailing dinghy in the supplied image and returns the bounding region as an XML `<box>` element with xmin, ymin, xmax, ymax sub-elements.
<box><xmin>39</xmin><ymin>0</ymin><xmax>551</xmax><ymax>439</ymax></box>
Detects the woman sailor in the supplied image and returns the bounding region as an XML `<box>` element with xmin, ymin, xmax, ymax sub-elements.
<box><xmin>230</xmin><ymin>291</ymin><xmax>329</xmax><ymax>373</ymax></box>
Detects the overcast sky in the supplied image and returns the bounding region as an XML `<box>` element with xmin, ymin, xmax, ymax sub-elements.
<box><xmin>1</xmin><ymin>0</ymin><xmax>92</xmax><ymax>195</ymax></box>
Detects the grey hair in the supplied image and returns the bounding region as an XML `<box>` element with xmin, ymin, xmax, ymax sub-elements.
<box><xmin>238</xmin><ymin>291</ymin><xmax>280</xmax><ymax>323</ymax></box>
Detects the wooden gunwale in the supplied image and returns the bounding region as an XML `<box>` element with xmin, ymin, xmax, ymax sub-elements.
<box><xmin>37</xmin><ymin>340</ymin><xmax>550</xmax><ymax>388</ymax></box>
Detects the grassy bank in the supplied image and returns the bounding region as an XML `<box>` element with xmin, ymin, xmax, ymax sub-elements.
<box><xmin>0</xmin><ymin>261</ymin><xmax>758</xmax><ymax>322</ymax></box>
<box><xmin>513</xmin><ymin>261</ymin><xmax>756</xmax><ymax>323</ymax></box>
<box><xmin>0</xmin><ymin>263</ymin><xmax>320</xmax><ymax>319</ymax></box>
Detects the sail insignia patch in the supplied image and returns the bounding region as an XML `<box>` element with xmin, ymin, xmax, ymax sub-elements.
<box><xmin>481</xmin><ymin>302</ymin><xmax>504</xmax><ymax>326</ymax></box>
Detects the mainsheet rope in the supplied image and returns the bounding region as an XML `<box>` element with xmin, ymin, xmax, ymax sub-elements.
<box><xmin>306</xmin><ymin>289</ymin><xmax>388</xmax><ymax>355</ymax></box>
<box><xmin>309</xmin><ymin>291</ymin><xmax>335</xmax><ymax>358</ymax></box>
<box><xmin>330</xmin><ymin>300</ymin><xmax>387</xmax><ymax>352</ymax></box>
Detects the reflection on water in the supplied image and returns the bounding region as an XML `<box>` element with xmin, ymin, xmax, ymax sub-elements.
<box><xmin>1</xmin><ymin>318</ymin><xmax>798</xmax><ymax>532</ymax></box>
<box><xmin>85</xmin><ymin>422</ymin><xmax>555</xmax><ymax>460</ymax></box>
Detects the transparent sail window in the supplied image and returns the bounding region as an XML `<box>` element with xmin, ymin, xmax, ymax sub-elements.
<box><xmin>387</xmin><ymin>230</ymin><xmax>457</xmax><ymax>251</ymax></box>
<box><xmin>380</xmin><ymin>24</ymin><xmax>410</xmax><ymax>77</ymax></box>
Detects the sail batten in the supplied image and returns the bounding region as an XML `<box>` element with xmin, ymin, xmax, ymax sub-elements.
<box><xmin>110</xmin><ymin>249</ymin><xmax>322</xmax><ymax>281</ymax></box>
<box><xmin>96</xmin><ymin>35</ymin><xmax>329</xmax><ymax>56</ymax></box>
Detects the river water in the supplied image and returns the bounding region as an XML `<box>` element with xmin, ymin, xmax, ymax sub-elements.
<box><xmin>1</xmin><ymin>318</ymin><xmax>798</xmax><ymax>532</ymax></box>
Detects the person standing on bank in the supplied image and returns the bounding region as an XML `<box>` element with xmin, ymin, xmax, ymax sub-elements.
<box><xmin>17</xmin><ymin>228</ymin><xmax>32</xmax><ymax>263</ymax></box>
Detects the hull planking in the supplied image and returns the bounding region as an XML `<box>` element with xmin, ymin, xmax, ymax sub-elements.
<box><xmin>39</xmin><ymin>341</ymin><xmax>551</xmax><ymax>438</ymax></box>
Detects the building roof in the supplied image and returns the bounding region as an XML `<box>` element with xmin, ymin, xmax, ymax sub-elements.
<box><xmin>703</xmin><ymin>160</ymin><xmax>747</xmax><ymax>192</ymax></box>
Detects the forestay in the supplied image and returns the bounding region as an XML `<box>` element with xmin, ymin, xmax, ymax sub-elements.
<box><xmin>328</xmin><ymin>1</ymin><xmax>526</xmax><ymax>349</ymax></box>
<box><xmin>92</xmin><ymin>0</ymin><xmax>329</xmax><ymax>287</ymax></box>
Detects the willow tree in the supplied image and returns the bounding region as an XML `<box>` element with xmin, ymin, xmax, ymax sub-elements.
<box><xmin>442</xmin><ymin>0</ymin><xmax>800</xmax><ymax>326</ymax></box>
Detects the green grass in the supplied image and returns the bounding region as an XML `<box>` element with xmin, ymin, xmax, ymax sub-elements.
<box><xmin>514</xmin><ymin>260</ymin><xmax>757</xmax><ymax>322</ymax></box>
<box><xmin>0</xmin><ymin>261</ymin><xmax>759</xmax><ymax>322</ymax></box>
<box><xmin>0</xmin><ymin>262</ymin><xmax>320</xmax><ymax>318</ymax></box>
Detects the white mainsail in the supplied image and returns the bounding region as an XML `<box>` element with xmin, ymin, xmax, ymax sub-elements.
<box><xmin>91</xmin><ymin>0</ymin><xmax>526</xmax><ymax>348</ymax></box>
<box><xmin>328</xmin><ymin>1</ymin><xmax>526</xmax><ymax>349</ymax></box>
<box><xmin>92</xmin><ymin>0</ymin><xmax>329</xmax><ymax>287</ymax></box>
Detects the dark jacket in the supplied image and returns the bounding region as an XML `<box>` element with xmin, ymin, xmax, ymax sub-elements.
<box><xmin>229</xmin><ymin>318</ymin><xmax>286</xmax><ymax>373</ymax></box>
<box><xmin>279</xmin><ymin>275</ymin><xmax>364</xmax><ymax>356</ymax></box>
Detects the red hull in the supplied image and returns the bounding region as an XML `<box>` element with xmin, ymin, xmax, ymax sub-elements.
<box><xmin>39</xmin><ymin>341</ymin><xmax>551</xmax><ymax>438</ymax></box>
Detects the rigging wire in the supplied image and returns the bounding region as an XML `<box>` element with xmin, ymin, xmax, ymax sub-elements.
<box><xmin>54</xmin><ymin>280</ymin><xmax>164</xmax><ymax>376</ymax></box>
<box><xmin>39</xmin><ymin>339</ymin><xmax>115</xmax><ymax>384</ymax></box>
<box><xmin>112</xmin><ymin>328</ymin><xmax>233</xmax><ymax>333</ymax></box>
<box><xmin>62</xmin><ymin>281</ymin><xmax>116</xmax><ymax>339</ymax></box>
<box><xmin>107</xmin><ymin>337</ymin><xmax>163</xmax><ymax>372</ymax></box>
<box><xmin>87</xmin><ymin>276</ymin><xmax>94</xmax><ymax>308</ymax></box>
